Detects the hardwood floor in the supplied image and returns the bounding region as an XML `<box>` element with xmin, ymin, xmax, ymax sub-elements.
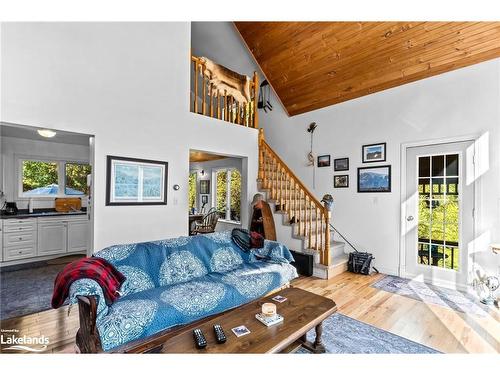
<box><xmin>1</xmin><ymin>272</ymin><xmax>498</xmax><ymax>354</ymax></box>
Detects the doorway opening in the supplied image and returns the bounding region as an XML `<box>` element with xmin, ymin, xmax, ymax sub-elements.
<box><xmin>0</xmin><ymin>122</ymin><xmax>95</xmax><ymax>320</ymax></box>
<box><xmin>188</xmin><ymin>150</ymin><xmax>247</xmax><ymax>235</ymax></box>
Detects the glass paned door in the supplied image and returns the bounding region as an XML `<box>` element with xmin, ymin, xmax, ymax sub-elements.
<box><xmin>404</xmin><ymin>140</ymin><xmax>473</xmax><ymax>289</ymax></box>
<box><xmin>417</xmin><ymin>154</ymin><xmax>460</xmax><ymax>271</ymax></box>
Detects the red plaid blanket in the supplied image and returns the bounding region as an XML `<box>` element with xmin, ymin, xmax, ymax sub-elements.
<box><xmin>51</xmin><ymin>257</ymin><xmax>125</xmax><ymax>309</ymax></box>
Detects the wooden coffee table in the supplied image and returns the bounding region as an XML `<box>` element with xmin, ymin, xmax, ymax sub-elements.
<box><xmin>120</xmin><ymin>287</ymin><xmax>336</xmax><ymax>354</ymax></box>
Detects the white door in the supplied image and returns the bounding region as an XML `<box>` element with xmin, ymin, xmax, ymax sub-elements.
<box><xmin>67</xmin><ymin>220</ymin><xmax>89</xmax><ymax>253</ymax></box>
<box><xmin>404</xmin><ymin>141</ymin><xmax>474</xmax><ymax>290</ymax></box>
<box><xmin>37</xmin><ymin>220</ymin><xmax>67</xmax><ymax>255</ymax></box>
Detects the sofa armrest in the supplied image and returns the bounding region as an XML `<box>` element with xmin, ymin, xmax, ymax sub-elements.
<box><xmin>76</xmin><ymin>295</ymin><xmax>103</xmax><ymax>353</ymax></box>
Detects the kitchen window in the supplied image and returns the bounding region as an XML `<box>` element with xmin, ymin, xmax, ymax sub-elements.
<box><xmin>18</xmin><ymin>157</ymin><xmax>91</xmax><ymax>198</ymax></box>
<box><xmin>214</xmin><ymin>168</ymin><xmax>241</xmax><ymax>223</ymax></box>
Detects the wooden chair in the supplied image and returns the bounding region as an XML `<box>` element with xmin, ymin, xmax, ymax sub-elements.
<box><xmin>192</xmin><ymin>207</ymin><xmax>219</xmax><ymax>234</ymax></box>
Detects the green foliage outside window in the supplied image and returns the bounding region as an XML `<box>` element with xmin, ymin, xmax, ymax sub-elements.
<box><xmin>216</xmin><ymin>170</ymin><xmax>227</xmax><ymax>216</ymax></box>
<box><xmin>65</xmin><ymin>163</ymin><xmax>91</xmax><ymax>195</ymax></box>
<box><xmin>188</xmin><ymin>172</ymin><xmax>197</xmax><ymax>209</ymax></box>
<box><xmin>22</xmin><ymin>161</ymin><xmax>58</xmax><ymax>193</ymax></box>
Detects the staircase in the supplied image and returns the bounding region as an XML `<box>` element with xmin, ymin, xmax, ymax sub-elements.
<box><xmin>257</xmin><ymin>129</ymin><xmax>349</xmax><ymax>279</ymax></box>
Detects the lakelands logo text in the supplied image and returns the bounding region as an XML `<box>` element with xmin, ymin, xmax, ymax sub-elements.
<box><xmin>1</xmin><ymin>329</ymin><xmax>49</xmax><ymax>352</ymax></box>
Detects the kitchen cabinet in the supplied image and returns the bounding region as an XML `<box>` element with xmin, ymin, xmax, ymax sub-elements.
<box><xmin>37</xmin><ymin>220</ymin><xmax>67</xmax><ymax>255</ymax></box>
<box><xmin>1</xmin><ymin>215</ymin><xmax>89</xmax><ymax>265</ymax></box>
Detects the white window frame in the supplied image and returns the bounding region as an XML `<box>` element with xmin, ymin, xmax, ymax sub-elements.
<box><xmin>16</xmin><ymin>154</ymin><xmax>90</xmax><ymax>200</ymax></box>
<box><xmin>213</xmin><ymin>167</ymin><xmax>241</xmax><ymax>224</ymax></box>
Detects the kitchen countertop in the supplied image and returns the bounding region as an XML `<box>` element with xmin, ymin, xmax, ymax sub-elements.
<box><xmin>1</xmin><ymin>208</ymin><xmax>87</xmax><ymax>220</ymax></box>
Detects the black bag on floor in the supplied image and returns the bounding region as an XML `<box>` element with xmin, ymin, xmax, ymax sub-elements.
<box><xmin>347</xmin><ymin>251</ymin><xmax>377</xmax><ymax>275</ymax></box>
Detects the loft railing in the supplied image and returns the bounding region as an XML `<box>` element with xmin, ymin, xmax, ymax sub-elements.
<box><xmin>258</xmin><ymin>129</ymin><xmax>331</xmax><ymax>266</ymax></box>
<box><xmin>191</xmin><ymin>55</ymin><xmax>259</xmax><ymax>128</ymax></box>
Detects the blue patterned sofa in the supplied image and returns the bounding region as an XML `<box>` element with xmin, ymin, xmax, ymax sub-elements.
<box><xmin>70</xmin><ymin>231</ymin><xmax>298</xmax><ymax>352</ymax></box>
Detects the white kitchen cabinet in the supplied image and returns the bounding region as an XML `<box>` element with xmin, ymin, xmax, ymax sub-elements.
<box><xmin>67</xmin><ymin>220</ymin><xmax>89</xmax><ymax>253</ymax></box>
<box><xmin>1</xmin><ymin>215</ymin><xmax>89</xmax><ymax>266</ymax></box>
<box><xmin>37</xmin><ymin>220</ymin><xmax>67</xmax><ymax>255</ymax></box>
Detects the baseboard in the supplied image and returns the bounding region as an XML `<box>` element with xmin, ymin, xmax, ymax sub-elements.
<box><xmin>374</xmin><ymin>266</ymin><xmax>399</xmax><ymax>276</ymax></box>
<box><xmin>404</xmin><ymin>272</ymin><xmax>468</xmax><ymax>292</ymax></box>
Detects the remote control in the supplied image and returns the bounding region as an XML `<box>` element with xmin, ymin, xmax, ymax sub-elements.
<box><xmin>213</xmin><ymin>324</ymin><xmax>227</xmax><ymax>344</ymax></box>
<box><xmin>193</xmin><ymin>328</ymin><xmax>207</xmax><ymax>349</ymax></box>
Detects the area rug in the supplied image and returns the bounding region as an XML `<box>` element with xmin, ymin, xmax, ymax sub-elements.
<box><xmin>372</xmin><ymin>275</ymin><xmax>487</xmax><ymax>317</ymax></box>
<box><xmin>297</xmin><ymin>313</ymin><xmax>439</xmax><ymax>354</ymax></box>
<box><xmin>0</xmin><ymin>256</ymin><xmax>82</xmax><ymax>320</ymax></box>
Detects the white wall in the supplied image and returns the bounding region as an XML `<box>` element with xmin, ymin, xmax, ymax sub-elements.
<box><xmin>191</xmin><ymin>22</ymin><xmax>500</xmax><ymax>280</ymax></box>
<box><xmin>1</xmin><ymin>22</ymin><xmax>259</xmax><ymax>251</ymax></box>
<box><xmin>1</xmin><ymin>135</ymin><xmax>90</xmax><ymax>209</ymax></box>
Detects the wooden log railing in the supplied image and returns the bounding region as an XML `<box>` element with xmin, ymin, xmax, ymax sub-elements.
<box><xmin>258</xmin><ymin>129</ymin><xmax>331</xmax><ymax>266</ymax></box>
<box><xmin>191</xmin><ymin>55</ymin><xmax>259</xmax><ymax>129</ymax></box>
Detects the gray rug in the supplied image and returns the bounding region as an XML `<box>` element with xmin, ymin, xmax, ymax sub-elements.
<box><xmin>297</xmin><ymin>313</ymin><xmax>439</xmax><ymax>354</ymax></box>
<box><xmin>372</xmin><ymin>275</ymin><xmax>487</xmax><ymax>317</ymax></box>
<box><xmin>0</xmin><ymin>260</ymin><xmax>72</xmax><ymax>320</ymax></box>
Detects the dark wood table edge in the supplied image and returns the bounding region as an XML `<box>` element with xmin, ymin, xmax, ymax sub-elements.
<box><xmin>115</xmin><ymin>287</ymin><xmax>337</xmax><ymax>354</ymax></box>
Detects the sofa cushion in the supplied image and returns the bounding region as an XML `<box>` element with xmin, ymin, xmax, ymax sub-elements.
<box><xmin>158</xmin><ymin>250</ymin><xmax>208</xmax><ymax>286</ymax></box>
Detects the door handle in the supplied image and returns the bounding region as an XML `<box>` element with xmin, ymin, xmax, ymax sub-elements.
<box><xmin>406</xmin><ymin>216</ymin><xmax>414</xmax><ymax>222</ymax></box>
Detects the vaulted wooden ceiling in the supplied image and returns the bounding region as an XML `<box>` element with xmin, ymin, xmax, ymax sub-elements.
<box><xmin>234</xmin><ymin>22</ymin><xmax>500</xmax><ymax>116</ymax></box>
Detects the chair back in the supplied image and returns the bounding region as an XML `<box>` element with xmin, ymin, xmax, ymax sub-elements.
<box><xmin>201</xmin><ymin>207</ymin><xmax>218</xmax><ymax>231</ymax></box>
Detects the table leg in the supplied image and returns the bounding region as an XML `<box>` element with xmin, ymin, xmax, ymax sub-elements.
<box><xmin>299</xmin><ymin>322</ymin><xmax>326</xmax><ymax>354</ymax></box>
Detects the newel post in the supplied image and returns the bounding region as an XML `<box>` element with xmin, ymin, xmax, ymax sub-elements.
<box><xmin>322</xmin><ymin>195</ymin><xmax>333</xmax><ymax>266</ymax></box>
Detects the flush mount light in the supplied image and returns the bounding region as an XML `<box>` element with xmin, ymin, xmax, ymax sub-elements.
<box><xmin>37</xmin><ymin>129</ymin><xmax>57</xmax><ymax>138</ymax></box>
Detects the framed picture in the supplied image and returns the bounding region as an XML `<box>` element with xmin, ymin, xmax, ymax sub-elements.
<box><xmin>106</xmin><ymin>155</ymin><xmax>168</xmax><ymax>205</ymax></box>
<box><xmin>201</xmin><ymin>195</ymin><xmax>208</xmax><ymax>204</ymax></box>
<box><xmin>357</xmin><ymin>165</ymin><xmax>391</xmax><ymax>193</ymax></box>
<box><xmin>362</xmin><ymin>142</ymin><xmax>386</xmax><ymax>163</ymax></box>
<box><xmin>334</xmin><ymin>157</ymin><xmax>349</xmax><ymax>171</ymax></box>
<box><xmin>200</xmin><ymin>180</ymin><xmax>210</xmax><ymax>194</ymax></box>
<box><xmin>317</xmin><ymin>155</ymin><xmax>331</xmax><ymax>167</ymax></box>
<box><xmin>334</xmin><ymin>175</ymin><xmax>349</xmax><ymax>188</ymax></box>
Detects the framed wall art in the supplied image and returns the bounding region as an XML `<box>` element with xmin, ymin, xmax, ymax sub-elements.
<box><xmin>357</xmin><ymin>165</ymin><xmax>391</xmax><ymax>193</ymax></box>
<box><xmin>362</xmin><ymin>142</ymin><xmax>386</xmax><ymax>163</ymax></box>
<box><xmin>334</xmin><ymin>175</ymin><xmax>349</xmax><ymax>188</ymax></box>
<box><xmin>334</xmin><ymin>157</ymin><xmax>349</xmax><ymax>171</ymax></box>
<box><xmin>317</xmin><ymin>154</ymin><xmax>331</xmax><ymax>167</ymax></box>
<box><xmin>200</xmin><ymin>180</ymin><xmax>210</xmax><ymax>194</ymax></box>
<box><xmin>106</xmin><ymin>155</ymin><xmax>168</xmax><ymax>205</ymax></box>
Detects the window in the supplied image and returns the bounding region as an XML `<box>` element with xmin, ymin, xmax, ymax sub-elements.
<box><xmin>19</xmin><ymin>158</ymin><xmax>91</xmax><ymax>198</ymax></box>
<box><xmin>188</xmin><ymin>172</ymin><xmax>197</xmax><ymax>210</ymax></box>
<box><xmin>65</xmin><ymin>163</ymin><xmax>91</xmax><ymax>195</ymax></box>
<box><xmin>215</xmin><ymin>168</ymin><xmax>241</xmax><ymax>222</ymax></box>
<box><xmin>22</xmin><ymin>160</ymin><xmax>59</xmax><ymax>196</ymax></box>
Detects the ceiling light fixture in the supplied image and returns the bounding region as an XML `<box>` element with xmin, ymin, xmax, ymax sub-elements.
<box><xmin>37</xmin><ymin>129</ymin><xmax>57</xmax><ymax>138</ymax></box>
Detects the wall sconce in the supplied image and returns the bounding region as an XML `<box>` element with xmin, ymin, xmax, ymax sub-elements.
<box><xmin>200</xmin><ymin>170</ymin><xmax>205</xmax><ymax>177</ymax></box>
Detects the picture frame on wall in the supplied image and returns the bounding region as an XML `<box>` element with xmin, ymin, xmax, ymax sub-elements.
<box><xmin>362</xmin><ymin>142</ymin><xmax>386</xmax><ymax>163</ymax></box>
<box><xmin>317</xmin><ymin>154</ymin><xmax>331</xmax><ymax>167</ymax></box>
<box><xmin>106</xmin><ymin>155</ymin><xmax>168</xmax><ymax>206</ymax></box>
<box><xmin>334</xmin><ymin>157</ymin><xmax>349</xmax><ymax>171</ymax></box>
<box><xmin>201</xmin><ymin>195</ymin><xmax>208</xmax><ymax>204</ymax></box>
<box><xmin>200</xmin><ymin>180</ymin><xmax>210</xmax><ymax>194</ymax></box>
<box><xmin>334</xmin><ymin>175</ymin><xmax>349</xmax><ymax>188</ymax></box>
<box><xmin>357</xmin><ymin>165</ymin><xmax>391</xmax><ymax>193</ymax></box>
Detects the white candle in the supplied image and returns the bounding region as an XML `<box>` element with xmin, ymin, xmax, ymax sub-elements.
<box><xmin>262</xmin><ymin>303</ymin><xmax>276</xmax><ymax>317</ymax></box>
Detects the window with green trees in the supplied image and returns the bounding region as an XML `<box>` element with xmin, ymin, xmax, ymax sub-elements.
<box><xmin>65</xmin><ymin>163</ymin><xmax>91</xmax><ymax>195</ymax></box>
<box><xmin>188</xmin><ymin>172</ymin><xmax>197</xmax><ymax>210</ymax></box>
<box><xmin>215</xmin><ymin>168</ymin><xmax>241</xmax><ymax>222</ymax></box>
<box><xmin>20</xmin><ymin>159</ymin><xmax>91</xmax><ymax>197</ymax></box>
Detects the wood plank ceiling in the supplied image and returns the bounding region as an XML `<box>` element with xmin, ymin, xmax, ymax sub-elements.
<box><xmin>234</xmin><ymin>22</ymin><xmax>500</xmax><ymax>116</ymax></box>
<box><xmin>189</xmin><ymin>150</ymin><xmax>227</xmax><ymax>163</ymax></box>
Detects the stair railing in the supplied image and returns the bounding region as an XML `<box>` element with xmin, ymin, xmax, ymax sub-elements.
<box><xmin>191</xmin><ymin>55</ymin><xmax>259</xmax><ymax>129</ymax></box>
<box><xmin>258</xmin><ymin>129</ymin><xmax>331</xmax><ymax>266</ymax></box>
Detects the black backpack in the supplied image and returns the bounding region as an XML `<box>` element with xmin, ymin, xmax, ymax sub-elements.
<box><xmin>347</xmin><ymin>251</ymin><xmax>378</xmax><ymax>275</ymax></box>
